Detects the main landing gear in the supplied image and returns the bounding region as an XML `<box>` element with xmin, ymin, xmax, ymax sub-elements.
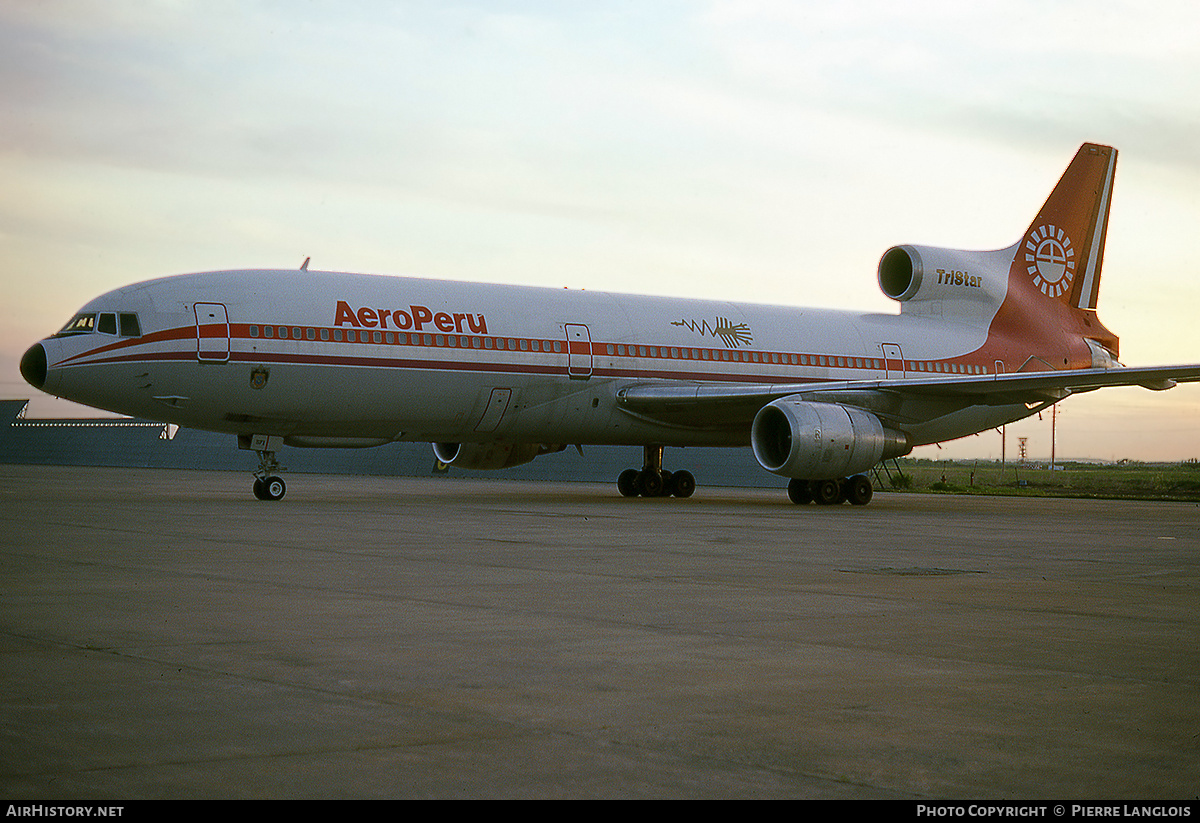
<box><xmin>617</xmin><ymin>445</ymin><xmax>696</xmax><ymax>499</ymax></box>
<box><xmin>787</xmin><ymin>474</ymin><xmax>874</xmax><ymax>506</ymax></box>
<box><xmin>252</xmin><ymin>449</ymin><xmax>287</xmax><ymax>501</ymax></box>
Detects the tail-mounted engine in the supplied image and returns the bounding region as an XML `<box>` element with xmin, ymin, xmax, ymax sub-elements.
<box><xmin>878</xmin><ymin>244</ymin><xmax>1011</xmax><ymax>323</ymax></box>
<box><xmin>751</xmin><ymin>399</ymin><xmax>909</xmax><ymax>480</ymax></box>
<box><xmin>432</xmin><ymin>441</ymin><xmax>565</xmax><ymax>470</ymax></box>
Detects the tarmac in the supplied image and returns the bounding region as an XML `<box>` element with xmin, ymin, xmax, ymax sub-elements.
<box><xmin>1</xmin><ymin>464</ymin><xmax>1197</xmax><ymax>799</ymax></box>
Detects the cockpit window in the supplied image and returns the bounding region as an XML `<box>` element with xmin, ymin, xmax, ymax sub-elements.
<box><xmin>54</xmin><ymin>312</ymin><xmax>143</xmax><ymax>338</ymax></box>
<box><xmin>57</xmin><ymin>313</ymin><xmax>95</xmax><ymax>335</ymax></box>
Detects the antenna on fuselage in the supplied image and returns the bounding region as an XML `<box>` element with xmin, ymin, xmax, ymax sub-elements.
<box><xmin>300</xmin><ymin>257</ymin><xmax>311</xmax><ymax>271</ymax></box>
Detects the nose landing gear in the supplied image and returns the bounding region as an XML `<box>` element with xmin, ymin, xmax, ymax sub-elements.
<box><xmin>251</xmin><ymin>449</ymin><xmax>287</xmax><ymax>501</ymax></box>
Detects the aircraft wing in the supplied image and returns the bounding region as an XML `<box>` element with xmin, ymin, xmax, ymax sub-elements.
<box><xmin>615</xmin><ymin>363</ymin><xmax>1200</xmax><ymax>430</ymax></box>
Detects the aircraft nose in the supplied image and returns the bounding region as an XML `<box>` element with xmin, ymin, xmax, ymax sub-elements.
<box><xmin>20</xmin><ymin>343</ymin><xmax>47</xmax><ymax>390</ymax></box>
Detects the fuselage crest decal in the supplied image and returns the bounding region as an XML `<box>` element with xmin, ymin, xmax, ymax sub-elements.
<box><xmin>671</xmin><ymin>316</ymin><xmax>753</xmax><ymax>348</ymax></box>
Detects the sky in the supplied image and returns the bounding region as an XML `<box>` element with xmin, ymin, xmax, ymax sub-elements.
<box><xmin>2</xmin><ymin>0</ymin><xmax>1199</xmax><ymax>463</ymax></box>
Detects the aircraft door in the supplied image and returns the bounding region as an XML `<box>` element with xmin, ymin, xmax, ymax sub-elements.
<box><xmin>882</xmin><ymin>343</ymin><xmax>905</xmax><ymax>378</ymax></box>
<box><xmin>195</xmin><ymin>303</ymin><xmax>230</xmax><ymax>363</ymax></box>
<box><xmin>565</xmin><ymin>324</ymin><xmax>592</xmax><ymax>379</ymax></box>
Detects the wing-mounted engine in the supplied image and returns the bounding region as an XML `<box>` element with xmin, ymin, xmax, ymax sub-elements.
<box><xmin>878</xmin><ymin>244</ymin><xmax>1013</xmax><ymax>325</ymax></box>
<box><xmin>432</xmin><ymin>441</ymin><xmax>565</xmax><ymax>470</ymax></box>
<box><xmin>751</xmin><ymin>399</ymin><xmax>909</xmax><ymax>480</ymax></box>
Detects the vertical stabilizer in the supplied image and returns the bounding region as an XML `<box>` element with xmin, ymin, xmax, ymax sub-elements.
<box><xmin>1017</xmin><ymin>143</ymin><xmax>1116</xmax><ymax>311</ymax></box>
<box><xmin>987</xmin><ymin>143</ymin><xmax>1121</xmax><ymax>365</ymax></box>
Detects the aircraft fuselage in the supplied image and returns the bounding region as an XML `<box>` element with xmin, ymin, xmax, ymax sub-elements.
<box><xmin>30</xmin><ymin>268</ymin><xmax>1019</xmax><ymax>449</ymax></box>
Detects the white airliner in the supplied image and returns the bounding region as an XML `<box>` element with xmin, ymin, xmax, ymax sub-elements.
<box><xmin>19</xmin><ymin>143</ymin><xmax>1200</xmax><ymax>503</ymax></box>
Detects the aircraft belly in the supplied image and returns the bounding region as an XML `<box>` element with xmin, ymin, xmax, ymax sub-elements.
<box><xmin>902</xmin><ymin>402</ymin><xmax>1037</xmax><ymax>447</ymax></box>
<box><xmin>501</xmin><ymin>383</ymin><xmax>699</xmax><ymax>447</ymax></box>
<box><xmin>229</xmin><ymin>362</ymin><xmax>487</xmax><ymax>438</ymax></box>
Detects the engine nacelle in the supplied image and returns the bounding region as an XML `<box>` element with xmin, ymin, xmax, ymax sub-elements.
<box><xmin>432</xmin><ymin>441</ymin><xmax>561</xmax><ymax>470</ymax></box>
<box><xmin>751</xmin><ymin>399</ymin><xmax>909</xmax><ymax>479</ymax></box>
<box><xmin>877</xmin><ymin>244</ymin><xmax>1009</xmax><ymax>321</ymax></box>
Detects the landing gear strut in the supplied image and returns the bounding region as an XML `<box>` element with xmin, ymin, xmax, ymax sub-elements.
<box><xmin>617</xmin><ymin>445</ymin><xmax>696</xmax><ymax>499</ymax></box>
<box><xmin>252</xmin><ymin>450</ymin><xmax>287</xmax><ymax>501</ymax></box>
<box><xmin>787</xmin><ymin>474</ymin><xmax>874</xmax><ymax>506</ymax></box>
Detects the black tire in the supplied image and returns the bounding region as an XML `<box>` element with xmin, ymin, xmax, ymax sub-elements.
<box><xmin>847</xmin><ymin>474</ymin><xmax>874</xmax><ymax>506</ymax></box>
<box><xmin>617</xmin><ymin>469</ymin><xmax>640</xmax><ymax>497</ymax></box>
<box><xmin>787</xmin><ymin>478</ymin><xmax>812</xmax><ymax>504</ymax></box>
<box><xmin>262</xmin><ymin>476</ymin><xmax>286</xmax><ymax>501</ymax></box>
<box><xmin>672</xmin><ymin>470</ymin><xmax>696</xmax><ymax>498</ymax></box>
<box><xmin>813</xmin><ymin>478</ymin><xmax>842</xmax><ymax>505</ymax></box>
<box><xmin>638</xmin><ymin>469</ymin><xmax>665</xmax><ymax>498</ymax></box>
<box><xmin>252</xmin><ymin>478</ymin><xmax>266</xmax><ymax>500</ymax></box>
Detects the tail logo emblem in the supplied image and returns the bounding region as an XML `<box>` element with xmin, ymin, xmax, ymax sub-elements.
<box><xmin>1025</xmin><ymin>225</ymin><xmax>1076</xmax><ymax>298</ymax></box>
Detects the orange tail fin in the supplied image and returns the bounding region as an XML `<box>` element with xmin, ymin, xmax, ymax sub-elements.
<box><xmin>987</xmin><ymin>143</ymin><xmax>1121</xmax><ymax>365</ymax></box>
<box><xmin>1017</xmin><ymin>142</ymin><xmax>1116</xmax><ymax>312</ymax></box>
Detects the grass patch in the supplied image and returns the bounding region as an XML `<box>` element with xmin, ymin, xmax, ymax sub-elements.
<box><xmin>881</xmin><ymin>459</ymin><xmax>1200</xmax><ymax>502</ymax></box>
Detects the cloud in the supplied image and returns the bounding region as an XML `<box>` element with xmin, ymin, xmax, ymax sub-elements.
<box><xmin>697</xmin><ymin>0</ymin><xmax>1200</xmax><ymax>167</ymax></box>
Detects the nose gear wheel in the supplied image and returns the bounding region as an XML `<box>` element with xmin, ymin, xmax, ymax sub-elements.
<box><xmin>251</xmin><ymin>450</ymin><xmax>287</xmax><ymax>501</ymax></box>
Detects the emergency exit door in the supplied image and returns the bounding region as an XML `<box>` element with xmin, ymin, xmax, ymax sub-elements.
<box><xmin>195</xmin><ymin>303</ymin><xmax>230</xmax><ymax>363</ymax></box>
<box><xmin>565</xmin><ymin>324</ymin><xmax>592</xmax><ymax>379</ymax></box>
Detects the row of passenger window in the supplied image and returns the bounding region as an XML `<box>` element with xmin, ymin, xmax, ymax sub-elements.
<box><xmin>249</xmin><ymin>325</ymin><xmax>567</xmax><ymax>352</ymax></box>
<box><xmin>56</xmin><ymin>313</ymin><xmax>142</xmax><ymax>338</ymax></box>
<box><xmin>608</xmin><ymin>345</ymin><xmax>887</xmax><ymax>369</ymax></box>
<box><xmin>245</xmin><ymin>325</ymin><xmax>988</xmax><ymax>374</ymax></box>
<box><xmin>911</xmin><ymin>361</ymin><xmax>987</xmax><ymax>374</ymax></box>
<box><xmin>606</xmin><ymin>343</ymin><xmax>807</xmax><ymax>364</ymax></box>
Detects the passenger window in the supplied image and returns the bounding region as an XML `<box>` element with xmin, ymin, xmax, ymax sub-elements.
<box><xmin>119</xmin><ymin>313</ymin><xmax>141</xmax><ymax>337</ymax></box>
